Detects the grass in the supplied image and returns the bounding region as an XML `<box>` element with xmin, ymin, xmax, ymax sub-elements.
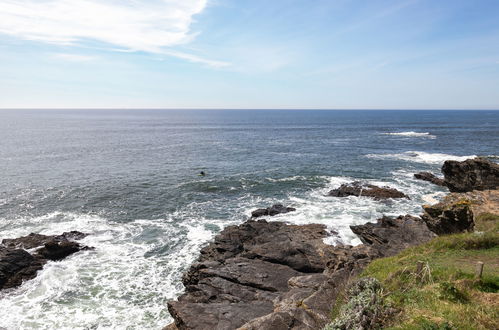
<box><xmin>360</xmin><ymin>230</ymin><xmax>499</xmax><ymax>329</ymax></box>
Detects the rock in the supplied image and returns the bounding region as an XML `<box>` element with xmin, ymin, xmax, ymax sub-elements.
<box><xmin>2</xmin><ymin>231</ymin><xmax>87</xmax><ymax>250</ymax></box>
<box><xmin>0</xmin><ymin>231</ymin><xmax>90</xmax><ymax>290</ymax></box>
<box><xmin>442</xmin><ymin>157</ymin><xmax>499</xmax><ymax>192</ymax></box>
<box><xmin>167</xmin><ymin>220</ymin><xmax>343</xmax><ymax>330</ymax></box>
<box><xmin>350</xmin><ymin>215</ymin><xmax>436</xmax><ymax>257</ymax></box>
<box><xmin>328</xmin><ymin>182</ymin><xmax>409</xmax><ymax>200</ymax></box>
<box><xmin>167</xmin><ymin>214</ymin><xmax>434</xmax><ymax>330</ymax></box>
<box><xmin>0</xmin><ymin>247</ymin><xmax>44</xmax><ymax>290</ymax></box>
<box><xmin>251</xmin><ymin>204</ymin><xmax>296</xmax><ymax>218</ymax></box>
<box><xmin>421</xmin><ymin>201</ymin><xmax>474</xmax><ymax>235</ymax></box>
<box><xmin>414</xmin><ymin>172</ymin><xmax>446</xmax><ymax>186</ymax></box>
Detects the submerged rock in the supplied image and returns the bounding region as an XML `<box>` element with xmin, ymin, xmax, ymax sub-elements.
<box><xmin>414</xmin><ymin>172</ymin><xmax>446</xmax><ymax>186</ymax></box>
<box><xmin>421</xmin><ymin>201</ymin><xmax>474</xmax><ymax>235</ymax></box>
<box><xmin>250</xmin><ymin>204</ymin><xmax>296</xmax><ymax>218</ymax></box>
<box><xmin>328</xmin><ymin>181</ymin><xmax>409</xmax><ymax>200</ymax></box>
<box><xmin>0</xmin><ymin>231</ymin><xmax>90</xmax><ymax>290</ymax></box>
<box><xmin>442</xmin><ymin>157</ymin><xmax>499</xmax><ymax>192</ymax></box>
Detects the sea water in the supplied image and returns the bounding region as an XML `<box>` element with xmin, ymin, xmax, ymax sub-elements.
<box><xmin>0</xmin><ymin>109</ymin><xmax>498</xmax><ymax>329</ymax></box>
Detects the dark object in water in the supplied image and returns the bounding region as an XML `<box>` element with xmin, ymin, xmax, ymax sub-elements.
<box><xmin>199</xmin><ymin>171</ymin><xmax>206</xmax><ymax>176</ymax></box>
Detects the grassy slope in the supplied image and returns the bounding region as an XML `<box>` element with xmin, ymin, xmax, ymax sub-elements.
<box><xmin>361</xmin><ymin>213</ymin><xmax>499</xmax><ymax>329</ymax></box>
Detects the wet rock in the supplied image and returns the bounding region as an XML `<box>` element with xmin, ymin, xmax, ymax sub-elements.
<box><xmin>421</xmin><ymin>201</ymin><xmax>474</xmax><ymax>235</ymax></box>
<box><xmin>0</xmin><ymin>231</ymin><xmax>90</xmax><ymax>290</ymax></box>
<box><xmin>0</xmin><ymin>247</ymin><xmax>44</xmax><ymax>290</ymax></box>
<box><xmin>2</xmin><ymin>231</ymin><xmax>87</xmax><ymax>250</ymax></box>
<box><xmin>414</xmin><ymin>172</ymin><xmax>446</xmax><ymax>186</ymax></box>
<box><xmin>442</xmin><ymin>157</ymin><xmax>499</xmax><ymax>192</ymax></box>
<box><xmin>251</xmin><ymin>204</ymin><xmax>296</xmax><ymax>218</ymax></box>
<box><xmin>328</xmin><ymin>182</ymin><xmax>409</xmax><ymax>200</ymax></box>
<box><xmin>350</xmin><ymin>215</ymin><xmax>436</xmax><ymax>257</ymax></box>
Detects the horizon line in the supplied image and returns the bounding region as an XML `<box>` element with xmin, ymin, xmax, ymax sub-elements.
<box><xmin>1</xmin><ymin>108</ymin><xmax>499</xmax><ymax>111</ymax></box>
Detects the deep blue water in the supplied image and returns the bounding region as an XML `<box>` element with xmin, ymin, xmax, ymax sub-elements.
<box><xmin>0</xmin><ymin>109</ymin><xmax>498</xmax><ymax>329</ymax></box>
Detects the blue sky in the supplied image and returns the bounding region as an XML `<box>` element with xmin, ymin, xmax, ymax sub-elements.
<box><xmin>0</xmin><ymin>0</ymin><xmax>498</xmax><ymax>109</ymax></box>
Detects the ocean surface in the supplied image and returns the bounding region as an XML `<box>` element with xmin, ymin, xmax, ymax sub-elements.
<box><xmin>0</xmin><ymin>109</ymin><xmax>498</xmax><ymax>329</ymax></box>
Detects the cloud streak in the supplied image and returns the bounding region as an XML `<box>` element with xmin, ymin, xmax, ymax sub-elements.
<box><xmin>0</xmin><ymin>0</ymin><xmax>228</xmax><ymax>67</ymax></box>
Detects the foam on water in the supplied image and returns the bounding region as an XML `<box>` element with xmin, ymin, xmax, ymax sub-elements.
<box><xmin>0</xmin><ymin>212</ymin><xmax>227</xmax><ymax>329</ymax></box>
<box><xmin>366</xmin><ymin>151</ymin><xmax>476</xmax><ymax>164</ymax></box>
<box><xmin>0</xmin><ymin>173</ymin><xmax>445</xmax><ymax>329</ymax></box>
<box><xmin>382</xmin><ymin>131</ymin><xmax>436</xmax><ymax>138</ymax></box>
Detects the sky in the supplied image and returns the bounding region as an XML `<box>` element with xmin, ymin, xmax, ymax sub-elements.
<box><xmin>0</xmin><ymin>0</ymin><xmax>498</xmax><ymax>109</ymax></box>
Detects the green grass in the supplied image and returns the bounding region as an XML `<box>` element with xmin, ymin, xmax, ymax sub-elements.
<box><xmin>361</xmin><ymin>230</ymin><xmax>499</xmax><ymax>329</ymax></box>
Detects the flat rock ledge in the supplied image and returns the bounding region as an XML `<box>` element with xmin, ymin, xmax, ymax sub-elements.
<box><xmin>0</xmin><ymin>231</ymin><xmax>91</xmax><ymax>290</ymax></box>
<box><xmin>166</xmin><ymin>214</ymin><xmax>436</xmax><ymax>330</ymax></box>
<box><xmin>327</xmin><ymin>181</ymin><xmax>409</xmax><ymax>200</ymax></box>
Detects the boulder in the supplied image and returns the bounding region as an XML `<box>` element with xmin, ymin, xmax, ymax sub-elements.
<box><xmin>251</xmin><ymin>204</ymin><xmax>296</xmax><ymax>218</ymax></box>
<box><xmin>421</xmin><ymin>201</ymin><xmax>474</xmax><ymax>235</ymax></box>
<box><xmin>328</xmin><ymin>182</ymin><xmax>409</xmax><ymax>200</ymax></box>
<box><xmin>442</xmin><ymin>157</ymin><xmax>499</xmax><ymax>192</ymax></box>
<box><xmin>414</xmin><ymin>172</ymin><xmax>446</xmax><ymax>186</ymax></box>
<box><xmin>350</xmin><ymin>215</ymin><xmax>436</xmax><ymax>257</ymax></box>
<box><xmin>0</xmin><ymin>231</ymin><xmax>90</xmax><ymax>290</ymax></box>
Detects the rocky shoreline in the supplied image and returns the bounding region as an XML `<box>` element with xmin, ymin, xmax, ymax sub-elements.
<box><xmin>1</xmin><ymin>157</ymin><xmax>497</xmax><ymax>329</ymax></box>
<box><xmin>165</xmin><ymin>157</ymin><xmax>499</xmax><ymax>330</ymax></box>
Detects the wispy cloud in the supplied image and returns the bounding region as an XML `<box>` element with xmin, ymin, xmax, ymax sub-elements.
<box><xmin>0</xmin><ymin>0</ymin><xmax>228</xmax><ymax>67</ymax></box>
<box><xmin>53</xmin><ymin>53</ymin><xmax>97</xmax><ymax>62</ymax></box>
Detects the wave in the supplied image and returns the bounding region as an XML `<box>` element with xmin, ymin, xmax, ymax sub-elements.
<box><xmin>382</xmin><ymin>131</ymin><xmax>436</xmax><ymax>138</ymax></box>
<box><xmin>366</xmin><ymin>151</ymin><xmax>476</xmax><ymax>164</ymax></box>
<box><xmin>0</xmin><ymin>212</ymin><xmax>223</xmax><ymax>329</ymax></box>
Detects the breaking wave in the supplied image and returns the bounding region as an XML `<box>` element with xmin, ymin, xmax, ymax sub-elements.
<box><xmin>365</xmin><ymin>151</ymin><xmax>476</xmax><ymax>164</ymax></box>
<box><xmin>382</xmin><ymin>131</ymin><xmax>436</xmax><ymax>138</ymax></box>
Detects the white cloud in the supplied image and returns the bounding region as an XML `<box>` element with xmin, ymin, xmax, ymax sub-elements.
<box><xmin>0</xmin><ymin>0</ymin><xmax>228</xmax><ymax>67</ymax></box>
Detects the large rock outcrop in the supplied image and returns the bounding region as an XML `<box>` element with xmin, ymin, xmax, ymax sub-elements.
<box><xmin>442</xmin><ymin>157</ymin><xmax>499</xmax><ymax>192</ymax></box>
<box><xmin>351</xmin><ymin>215</ymin><xmax>436</xmax><ymax>257</ymax></box>
<box><xmin>421</xmin><ymin>201</ymin><xmax>475</xmax><ymax>235</ymax></box>
<box><xmin>328</xmin><ymin>182</ymin><xmax>409</xmax><ymax>200</ymax></box>
<box><xmin>0</xmin><ymin>231</ymin><xmax>90</xmax><ymax>290</ymax></box>
<box><xmin>166</xmin><ymin>214</ymin><xmax>436</xmax><ymax>330</ymax></box>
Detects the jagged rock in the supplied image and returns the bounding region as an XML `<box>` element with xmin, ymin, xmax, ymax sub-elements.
<box><xmin>0</xmin><ymin>231</ymin><xmax>90</xmax><ymax>290</ymax></box>
<box><xmin>168</xmin><ymin>220</ymin><xmax>341</xmax><ymax>330</ymax></box>
<box><xmin>421</xmin><ymin>201</ymin><xmax>474</xmax><ymax>235</ymax></box>
<box><xmin>328</xmin><ymin>182</ymin><xmax>409</xmax><ymax>200</ymax></box>
<box><xmin>350</xmin><ymin>215</ymin><xmax>436</xmax><ymax>257</ymax></box>
<box><xmin>2</xmin><ymin>231</ymin><xmax>87</xmax><ymax>250</ymax></box>
<box><xmin>442</xmin><ymin>157</ymin><xmax>499</xmax><ymax>192</ymax></box>
<box><xmin>0</xmin><ymin>247</ymin><xmax>44</xmax><ymax>290</ymax></box>
<box><xmin>167</xmin><ymin>214</ymin><xmax>435</xmax><ymax>330</ymax></box>
<box><xmin>414</xmin><ymin>172</ymin><xmax>446</xmax><ymax>186</ymax></box>
<box><xmin>251</xmin><ymin>204</ymin><xmax>296</xmax><ymax>218</ymax></box>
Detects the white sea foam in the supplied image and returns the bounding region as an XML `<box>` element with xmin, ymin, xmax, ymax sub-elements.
<box><xmin>0</xmin><ymin>212</ymin><xmax>224</xmax><ymax>329</ymax></box>
<box><xmin>366</xmin><ymin>151</ymin><xmax>476</xmax><ymax>164</ymax></box>
<box><xmin>382</xmin><ymin>131</ymin><xmax>436</xmax><ymax>138</ymax></box>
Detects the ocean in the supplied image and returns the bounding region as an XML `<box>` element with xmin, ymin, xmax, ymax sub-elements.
<box><xmin>0</xmin><ymin>109</ymin><xmax>498</xmax><ymax>329</ymax></box>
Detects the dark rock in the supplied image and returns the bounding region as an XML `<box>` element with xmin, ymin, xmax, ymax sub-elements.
<box><xmin>251</xmin><ymin>204</ymin><xmax>296</xmax><ymax>218</ymax></box>
<box><xmin>421</xmin><ymin>202</ymin><xmax>474</xmax><ymax>235</ymax></box>
<box><xmin>442</xmin><ymin>157</ymin><xmax>499</xmax><ymax>192</ymax></box>
<box><xmin>414</xmin><ymin>172</ymin><xmax>446</xmax><ymax>186</ymax></box>
<box><xmin>35</xmin><ymin>240</ymin><xmax>87</xmax><ymax>261</ymax></box>
<box><xmin>2</xmin><ymin>231</ymin><xmax>87</xmax><ymax>250</ymax></box>
<box><xmin>167</xmin><ymin>213</ymin><xmax>440</xmax><ymax>329</ymax></box>
<box><xmin>0</xmin><ymin>231</ymin><xmax>90</xmax><ymax>290</ymax></box>
<box><xmin>350</xmin><ymin>215</ymin><xmax>436</xmax><ymax>257</ymax></box>
<box><xmin>328</xmin><ymin>181</ymin><xmax>409</xmax><ymax>199</ymax></box>
<box><xmin>0</xmin><ymin>247</ymin><xmax>44</xmax><ymax>290</ymax></box>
